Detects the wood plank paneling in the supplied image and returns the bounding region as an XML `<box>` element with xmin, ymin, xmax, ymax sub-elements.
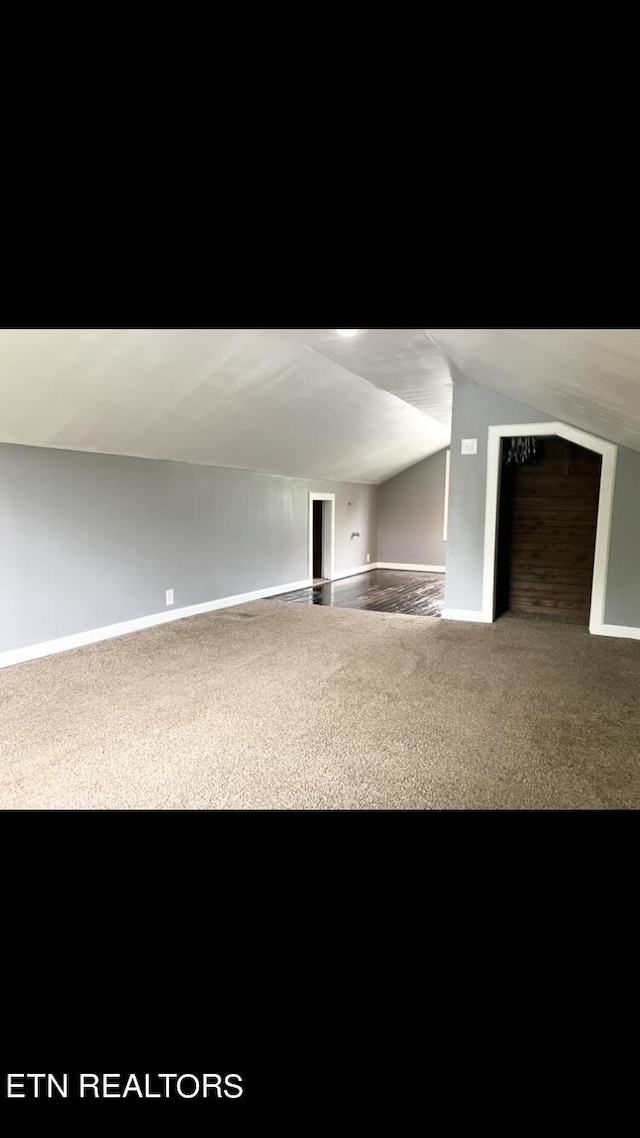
<box><xmin>496</xmin><ymin>437</ymin><xmax>601</xmax><ymax>623</ymax></box>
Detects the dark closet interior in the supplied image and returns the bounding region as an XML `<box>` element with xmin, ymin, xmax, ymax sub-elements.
<box><xmin>495</xmin><ymin>436</ymin><xmax>602</xmax><ymax>622</ymax></box>
<box><xmin>312</xmin><ymin>500</ymin><xmax>324</xmax><ymax>579</ymax></box>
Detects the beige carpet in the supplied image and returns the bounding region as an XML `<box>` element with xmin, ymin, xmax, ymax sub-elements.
<box><xmin>1</xmin><ymin>600</ymin><xmax>640</xmax><ymax>809</ymax></box>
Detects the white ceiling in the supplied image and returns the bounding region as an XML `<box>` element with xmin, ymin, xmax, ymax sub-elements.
<box><xmin>427</xmin><ymin>329</ymin><xmax>640</xmax><ymax>453</ymax></box>
<box><xmin>284</xmin><ymin>330</ymin><xmax>452</xmax><ymax>424</ymax></box>
<box><xmin>0</xmin><ymin>329</ymin><xmax>451</xmax><ymax>484</ymax></box>
<box><xmin>3</xmin><ymin>329</ymin><xmax>640</xmax><ymax>485</ymax></box>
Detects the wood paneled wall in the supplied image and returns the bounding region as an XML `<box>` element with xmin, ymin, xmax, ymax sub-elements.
<box><xmin>496</xmin><ymin>437</ymin><xmax>602</xmax><ymax>620</ymax></box>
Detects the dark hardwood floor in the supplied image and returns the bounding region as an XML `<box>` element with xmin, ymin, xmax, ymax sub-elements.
<box><xmin>274</xmin><ymin>569</ymin><xmax>445</xmax><ymax>617</ymax></box>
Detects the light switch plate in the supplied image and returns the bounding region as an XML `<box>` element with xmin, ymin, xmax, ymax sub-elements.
<box><xmin>461</xmin><ymin>438</ymin><xmax>478</xmax><ymax>455</ymax></box>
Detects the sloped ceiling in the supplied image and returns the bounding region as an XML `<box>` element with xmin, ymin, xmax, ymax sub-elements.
<box><xmin>0</xmin><ymin>329</ymin><xmax>452</xmax><ymax>485</ymax></box>
<box><xmin>427</xmin><ymin>329</ymin><xmax>640</xmax><ymax>453</ymax></box>
<box><xmin>284</xmin><ymin>330</ymin><xmax>452</xmax><ymax>424</ymax></box>
<box><xmin>3</xmin><ymin>329</ymin><xmax>640</xmax><ymax>485</ymax></box>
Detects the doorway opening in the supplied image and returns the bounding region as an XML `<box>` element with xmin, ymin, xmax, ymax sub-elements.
<box><xmin>495</xmin><ymin>435</ymin><xmax>602</xmax><ymax>625</ymax></box>
<box><xmin>312</xmin><ymin>500</ymin><xmax>324</xmax><ymax>579</ymax></box>
<box><xmin>308</xmin><ymin>493</ymin><xmax>335</xmax><ymax>583</ymax></box>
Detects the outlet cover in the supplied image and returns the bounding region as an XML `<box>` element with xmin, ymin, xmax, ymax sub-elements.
<box><xmin>166</xmin><ymin>588</ymin><xmax>174</xmax><ymax>606</ymax></box>
<box><xmin>366</xmin><ymin>553</ymin><xmax>370</xmax><ymax>563</ymax></box>
<box><xmin>461</xmin><ymin>438</ymin><xmax>478</xmax><ymax>455</ymax></box>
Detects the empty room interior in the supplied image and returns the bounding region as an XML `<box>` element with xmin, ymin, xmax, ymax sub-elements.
<box><xmin>1</xmin><ymin>327</ymin><xmax>639</xmax><ymax>810</ymax></box>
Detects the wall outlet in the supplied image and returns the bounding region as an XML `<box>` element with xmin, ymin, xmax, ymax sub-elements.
<box><xmin>366</xmin><ymin>553</ymin><xmax>370</xmax><ymax>563</ymax></box>
<box><xmin>461</xmin><ymin>438</ymin><xmax>478</xmax><ymax>455</ymax></box>
<box><xmin>166</xmin><ymin>588</ymin><xmax>174</xmax><ymax>606</ymax></box>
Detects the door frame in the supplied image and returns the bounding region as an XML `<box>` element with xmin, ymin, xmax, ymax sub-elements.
<box><xmin>483</xmin><ymin>422</ymin><xmax>617</xmax><ymax>634</ymax></box>
<box><xmin>308</xmin><ymin>493</ymin><xmax>335</xmax><ymax>581</ymax></box>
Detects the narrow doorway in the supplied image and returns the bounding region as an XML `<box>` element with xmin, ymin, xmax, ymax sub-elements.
<box><xmin>312</xmin><ymin>500</ymin><xmax>324</xmax><ymax>580</ymax></box>
<box><xmin>495</xmin><ymin>436</ymin><xmax>602</xmax><ymax>623</ymax></box>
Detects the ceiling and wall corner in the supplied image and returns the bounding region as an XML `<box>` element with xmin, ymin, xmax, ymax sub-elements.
<box><xmin>0</xmin><ymin>329</ymin><xmax>453</xmax><ymax>485</ymax></box>
<box><xmin>3</xmin><ymin>329</ymin><xmax>640</xmax><ymax>486</ymax></box>
<box><xmin>427</xmin><ymin>329</ymin><xmax>640</xmax><ymax>454</ymax></box>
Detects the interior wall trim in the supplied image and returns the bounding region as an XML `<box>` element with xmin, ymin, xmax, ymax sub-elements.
<box><xmin>308</xmin><ymin>492</ymin><xmax>336</xmax><ymax>581</ymax></box>
<box><xmin>481</xmin><ymin>421</ymin><xmax>618</xmax><ymax>636</ymax></box>
<box><xmin>330</xmin><ymin>564</ymin><xmax>377</xmax><ymax>581</ymax></box>
<box><xmin>376</xmin><ymin>562</ymin><xmax>446</xmax><ymax>572</ymax></box>
<box><xmin>441</xmin><ymin>608</ymin><xmax>490</xmax><ymax>623</ymax></box>
<box><xmin>0</xmin><ymin>578</ymin><xmax>314</xmax><ymax>670</ymax></box>
<box><xmin>595</xmin><ymin>624</ymin><xmax>640</xmax><ymax>641</ymax></box>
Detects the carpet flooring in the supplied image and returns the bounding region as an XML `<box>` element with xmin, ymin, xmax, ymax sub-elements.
<box><xmin>1</xmin><ymin>601</ymin><xmax>640</xmax><ymax>809</ymax></box>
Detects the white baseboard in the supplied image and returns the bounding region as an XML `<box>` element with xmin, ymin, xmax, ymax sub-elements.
<box><xmin>441</xmin><ymin>608</ymin><xmax>491</xmax><ymax>623</ymax></box>
<box><xmin>376</xmin><ymin>563</ymin><xmax>446</xmax><ymax>573</ymax></box>
<box><xmin>590</xmin><ymin>622</ymin><xmax>640</xmax><ymax>640</ymax></box>
<box><xmin>0</xmin><ymin>578</ymin><xmax>314</xmax><ymax>670</ymax></box>
<box><xmin>440</xmin><ymin>612</ymin><xmax>640</xmax><ymax>638</ymax></box>
<box><xmin>9</xmin><ymin>575</ymin><xmax>637</xmax><ymax>670</ymax></box>
<box><xmin>331</xmin><ymin>563</ymin><xmax>377</xmax><ymax>581</ymax></box>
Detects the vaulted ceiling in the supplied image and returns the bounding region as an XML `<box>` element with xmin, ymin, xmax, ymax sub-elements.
<box><xmin>427</xmin><ymin>329</ymin><xmax>640</xmax><ymax>454</ymax></box>
<box><xmin>0</xmin><ymin>329</ymin><xmax>451</xmax><ymax>484</ymax></box>
<box><xmin>1</xmin><ymin>328</ymin><xmax>640</xmax><ymax>485</ymax></box>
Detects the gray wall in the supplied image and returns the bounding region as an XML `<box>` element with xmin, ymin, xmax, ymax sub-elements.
<box><xmin>444</xmin><ymin>366</ymin><xmax>640</xmax><ymax>628</ymax></box>
<box><xmin>0</xmin><ymin>443</ymin><xmax>378</xmax><ymax>653</ymax></box>
<box><xmin>603</xmin><ymin>444</ymin><xmax>640</xmax><ymax>627</ymax></box>
<box><xmin>445</xmin><ymin>370</ymin><xmax>552</xmax><ymax>613</ymax></box>
<box><xmin>377</xmin><ymin>449</ymin><xmax>448</xmax><ymax>566</ymax></box>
